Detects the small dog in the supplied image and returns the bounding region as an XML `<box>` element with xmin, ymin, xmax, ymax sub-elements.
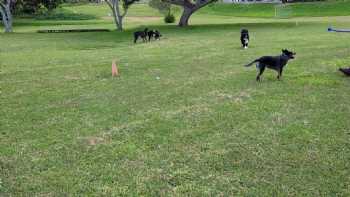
<box><xmin>240</xmin><ymin>29</ymin><xmax>249</xmax><ymax>49</ymax></box>
<box><xmin>148</xmin><ymin>30</ymin><xmax>162</xmax><ymax>41</ymax></box>
<box><xmin>134</xmin><ymin>28</ymin><xmax>148</xmax><ymax>43</ymax></box>
<box><xmin>244</xmin><ymin>49</ymin><xmax>296</xmax><ymax>81</ymax></box>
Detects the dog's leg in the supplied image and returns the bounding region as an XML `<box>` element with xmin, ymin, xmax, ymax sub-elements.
<box><xmin>256</xmin><ymin>64</ymin><xmax>265</xmax><ymax>81</ymax></box>
<box><xmin>134</xmin><ymin>35</ymin><xmax>138</xmax><ymax>44</ymax></box>
<box><xmin>277</xmin><ymin>68</ymin><xmax>283</xmax><ymax>80</ymax></box>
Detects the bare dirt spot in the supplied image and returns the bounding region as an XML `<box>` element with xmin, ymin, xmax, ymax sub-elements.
<box><xmin>127</xmin><ymin>16</ymin><xmax>162</xmax><ymax>22</ymax></box>
<box><xmin>102</xmin><ymin>16</ymin><xmax>162</xmax><ymax>22</ymax></box>
<box><xmin>79</xmin><ymin>136</ymin><xmax>106</xmax><ymax>146</ymax></box>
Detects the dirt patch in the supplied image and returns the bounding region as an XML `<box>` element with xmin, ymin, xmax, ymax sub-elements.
<box><xmin>102</xmin><ymin>16</ymin><xmax>162</xmax><ymax>22</ymax></box>
<box><xmin>127</xmin><ymin>16</ymin><xmax>162</xmax><ymax>22</ymax></box>
<box><xmin>78</xmin><ymin>136</ymin><xmax>106</xmax><ymax>146</ymax></box>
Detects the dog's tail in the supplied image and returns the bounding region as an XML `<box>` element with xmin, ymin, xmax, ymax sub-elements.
<box><xmin>244</xmin><ymin>59</ymin><xmax>259</xmax><ymax>67</ymax></box>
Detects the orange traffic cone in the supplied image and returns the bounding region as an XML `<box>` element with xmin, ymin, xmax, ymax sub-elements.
<box><xmin>112</xmin><ymin>60</ymin><xmax>119</xmax><ymax>77</ymax></box>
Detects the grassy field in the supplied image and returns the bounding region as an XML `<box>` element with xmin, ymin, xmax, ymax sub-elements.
<box><xmin>1</xmin><ymin>2</ymin><xmax>350</xmax><ymax>196</ymax></box>
<box><xmin>201</xmin><ymin>1</ymin><xmax>350</xmax><ymax>17</ymax></box>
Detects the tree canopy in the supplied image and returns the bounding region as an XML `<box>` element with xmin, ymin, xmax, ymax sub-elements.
<box><xmin>14</xmin><ymin>0</ymin><xmax>63</xmax><ymax>14</ymax></box>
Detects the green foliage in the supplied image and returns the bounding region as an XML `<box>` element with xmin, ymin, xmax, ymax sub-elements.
<box><xmin>14</xmin><ymin>0</ymin><xmax>63</xmax><ymax>15</ymax></box>
<box><xmin>164</xmin><ymin>12</ymin><xmax>175</xmax><ymax>23</ymax></box>
<box><xmin>149</xmin><ymin>0</ymin><xmax>171</xmax><ymax>15</ymax></box>
<box><xmin>121</xmin><ymin>0</ymin><xmax>140</xmax><ymax>10</ymax></box>
<box><xmin>36</xmin><ymin>3</ymin><xmax>49</xmax><ymax>15</ymax></box>
<box><xmin>34</xmin><ymin>7</ymin><xmax>97</xmax><ymax>20</ymax></box>
<box><xmin>148</xmin><ymin>0</ymin><xmax>176</xmax><ymax>24</ymax></box>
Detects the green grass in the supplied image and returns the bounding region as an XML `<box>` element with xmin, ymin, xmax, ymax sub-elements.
<box><xmin>1</xmin><ymin>3</ymin><xmax>350</xmax><ymax>196</ymax></box>
<box><xmin>11</xmin><ymin>1</ymin><xmax>350</xmax><ymax>32</ymax></box>
<box><xmin>201</xmin><ymin>1</ymin><xmax>350</xmax><ymax>17</ymax></box>
<box><xmin>59</xmin><ymin>1</ymin><xmax>350</xmax><ymax>19</ymax></box>
<box><xmin>62</xmin><ymin>3</ymin><xmax>164</xmax><ymax>18</ymax></box>
<box><xmin>34</xmin><ymin>7</ymin><xmax>97</xmax><ymax>20</ymax></box>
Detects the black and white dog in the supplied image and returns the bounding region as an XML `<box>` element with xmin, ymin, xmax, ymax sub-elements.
<box><xmin>134</xmin><ymin>28</ymin><xmax>148</xmax><ymax>43</ymax></box>
<box><xmin>240</xmin><ymin>29</ymin><xmax>249</xmax><ymax>49</ymax></box>
<box><xmin>148</xmin><ymin>30</ymin><xmax>162</xmax><ymax>41</ymax></box>
<box><xmin>244</xmin><ymin>49</ymin><xmax>296</xmax><ymax>81</ymax></box>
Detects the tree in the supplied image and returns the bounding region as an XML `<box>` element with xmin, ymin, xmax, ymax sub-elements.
<box><xmin>0</xmin><ymin>0</ymin><xmax>13</xmax><ymax>32</ymax></box>
<box><xmin>14</xmin><ymin>0</ymin><xmax>63</xmax><ymax>14</ymax></box>
<box><xmin>149</xmin><ymin>0</ymin><xmax>171</xmax><ymax>16</ymax></box>
<box><xmin>165</xmin><ymin>0</ymin><xmax>216</xmax><ymax>27</ymax></box>
<box><xmin>149</xmin><ymin>0</ymin><xmax>175</xmax><ymax>23</ymax></box>
<box><xmin>105</xmin><ymin>0</ymin><xmax>139</xmax><ymax>31</ymax></box>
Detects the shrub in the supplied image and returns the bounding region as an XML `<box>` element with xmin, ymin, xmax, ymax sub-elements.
<box><xmin>36</xmin><ymin>4</ymin><xmax>49</xmax><ymax>15</ymax></box>
<box><xmin>164</xmin><ymin>13</ymin><xmax>175</xmax><ymax>23</ymax></box>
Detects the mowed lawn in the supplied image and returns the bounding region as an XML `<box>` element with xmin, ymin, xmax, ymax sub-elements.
<box><xmin>1</xmin><ymin>3</ymin><xmax>350</xmax><ymax>196</ymax></box>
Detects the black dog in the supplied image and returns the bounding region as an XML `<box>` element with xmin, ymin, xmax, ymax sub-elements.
<box><xmin>240</xmin><ymin>29</ymin><xmax>249</xmax><ymax>49</ymax></box>
<box><xmin>339</xmin><ymin>68</ymin><xmax>350</xmax><ymax>76</ymax></box>
<box><xmin>134</xmin><ymin>28</ymin><xmax>148</xmax><ymax>43</ymax></box>
<box><xmin>148</xmin><ymin>30</ymin><xmax>162</xmax><ymax>41</ymax></box>
<box><xmin>244</xmin><ymin>49</ymin><xmax>296</xmax><ymax>81</ymax></box>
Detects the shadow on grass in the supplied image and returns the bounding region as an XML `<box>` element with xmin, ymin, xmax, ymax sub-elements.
<box><xmin>53</xmin><ymin>21</ymin><xmax>304</xmax><ymax>47</ymax></box>
<box><xmin>1</xmin><ymin>21</ymin><xmax>305</xmax><ymax>51</ymax></box>
<box><xmin>128</xmin><ymin>21</ymin><xmax>303</xmax><ymax>33</ymax></box>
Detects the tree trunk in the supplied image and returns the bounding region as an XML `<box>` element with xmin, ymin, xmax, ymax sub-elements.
<box><xmin>111</xmin><ymin>7</ymin><xmax>121</xmax><ymax>31</ymax></box>
<box><xmin>117</xmin><ymin>15</ymin><xmax>123</xmax><ymax>30</ymax></box>
<box><xmin>114</xmin><ymin>0</ymin><xmax>124</xmax><ymax>31</ymax></box>
<box><xmin>0</xmin><ymin>1</ymin><xmax>13</xmax><ymax>33</ymax></box>
<box><xmin>106</xmin><ymin>0</ymin><xmax>124</xmax><ymax>31</ymax></box>
<box><xmin>178</xmin><ymin>6</ymin><xmax>194</xmax><ymax>27</ymax></box>
<box><xmin>5</xmin><ymin>1</ymin><xmax>12</xmax><ymax>32</ymax></box>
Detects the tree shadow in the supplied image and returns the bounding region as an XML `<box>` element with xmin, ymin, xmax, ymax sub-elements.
<box><xmin>124</xmin><ymin>21</ymin><xmax>302</xmax><ymax>37</ymax></box>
